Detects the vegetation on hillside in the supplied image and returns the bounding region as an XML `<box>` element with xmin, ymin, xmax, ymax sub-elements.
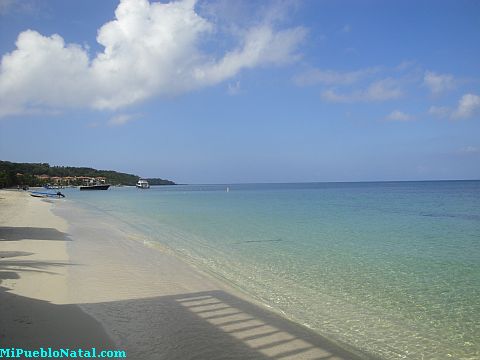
<box><xmin>144</xmin><ymin>178</ymin><xmax>176</xmax><ymax>186</ymax></box>
<box><xmin>0</xmin><ymin>161</ymin><xmax>175</xmax><ymax>188</ymax></box>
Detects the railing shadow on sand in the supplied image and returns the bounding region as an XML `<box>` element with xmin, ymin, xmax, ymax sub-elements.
<box><xmin>78</xmin><ymin>290</ymin><xmax>371</xmax><ymax>360</ymax></box>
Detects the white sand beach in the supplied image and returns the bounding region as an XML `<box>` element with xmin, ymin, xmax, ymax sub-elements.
<box><xmin>0</xmin><ymin>189</ymin><xmax>367</xmax><ymax>360</ymax></box>
<box><xmin>0</xmin><ymin>190</ymin><xmax>113</xmax><ymax>349</ymax></box>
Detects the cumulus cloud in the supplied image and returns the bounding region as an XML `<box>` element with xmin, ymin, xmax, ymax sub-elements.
<box><xmin>321</xmin><ymin>78</ymin><xmax>402</xmax><ymax>103</ymax></box>
<box><xmin>452</xmin><ymin>93</ymin><xmax>480</xmax><ymax>119</ymax></box>
<box><xmin>0</xmin><ymin>0</ymin><xmax>305</xmax><ymax>118</ymax></box>
<box><xmin>423</xmin><ymin>71</ymin><xmax>455</xmax><ymax>95</ymax></box>
<box><xmin>0</xmin><ymin>31</ymin><xmax>93</xmax><ymax>115</ymax></box>
<box><xmin>385</xmin><ymin>110</ymin><xmax>414</xmax><ymax>122</ymax></box>
<box><xmin>428</xmin><ymin>93</ymin><xmax>480</xmax><ymax>120</ymax></box>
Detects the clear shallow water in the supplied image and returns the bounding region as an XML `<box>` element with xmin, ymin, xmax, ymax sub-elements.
<box><xmin>61</xmin><ymin>181</ymin><xmax>480</xmax><ymax>359</ymax></box>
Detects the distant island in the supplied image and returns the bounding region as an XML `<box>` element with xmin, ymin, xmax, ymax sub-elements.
<box><xmin>0</xmin><ymin>160</ymin><xmax>175</xmax><ymax>188</ymax></box>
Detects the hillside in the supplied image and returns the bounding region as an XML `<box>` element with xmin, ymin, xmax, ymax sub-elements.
<box><xmin>0</xmin><ymin>161</ymin><xmax>175</xmax><ymax>188</ymax></box>
<box><xmin>144</xmin><ymin>178</ymin><xmax>176</xmax><ymax>186</ymax></box>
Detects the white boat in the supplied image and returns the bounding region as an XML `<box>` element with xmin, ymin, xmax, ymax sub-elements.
<box><xmin>136</xmin><ymin>179</ymin><xmax>150</xmax><ymax>189</ymax></box>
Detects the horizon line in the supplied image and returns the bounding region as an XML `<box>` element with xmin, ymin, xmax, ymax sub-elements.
<box><xmin>171</xmin><ymin>178</ymin><xmax>480</xmax><ymax>186</ymax></box>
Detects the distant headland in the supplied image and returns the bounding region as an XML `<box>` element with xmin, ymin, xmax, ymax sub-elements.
<box><xmin>0</xmin><ymin>160</ymin><xmax>175</xmax><ymax>188</ymax></box>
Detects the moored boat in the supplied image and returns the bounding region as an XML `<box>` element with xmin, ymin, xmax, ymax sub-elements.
<box><xmin>136</xmin><ymin>179</ymin><xmax>150</xmax><ymax>189</ymax></box>
<box><xmin>79</xmin><ymin>184</ymin><xmax>110</xmax><ymax>190</ymax></box>
<box><xmin>30</xmin><ymin>191</ymin><xmax>65</xmax><ymax>198</ymax></box>
<box><xmin>79</xmin><ymin>177</ymin><xmax>111</xmax><ymax>190</ymax></box>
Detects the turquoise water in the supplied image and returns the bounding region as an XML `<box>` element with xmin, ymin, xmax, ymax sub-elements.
<box><xmin>62</xmin><ymin>181</ymin><xmax>480</xmax><ymax>359</ymax></box>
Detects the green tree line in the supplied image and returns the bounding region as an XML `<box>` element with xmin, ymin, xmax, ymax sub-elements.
<box><xmin>0</xmin><ymin>161</ymin><xmax>175</xmax><ymax>188</ymax></box>
<box><xmin>144</xmin><ymin>178</ymin><xmax>176</xmax><ymax>185</ymax></box>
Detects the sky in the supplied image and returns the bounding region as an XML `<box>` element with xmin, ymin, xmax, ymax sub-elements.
<box><xmin>0</xmin><ymin>0</ymin><xmax>479</xmax><ymax>184</ymax></box>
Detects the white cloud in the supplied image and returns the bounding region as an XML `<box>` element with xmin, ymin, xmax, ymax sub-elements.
<box><xmin>429</xmin><ymin>93</ymin><xmax>480</xmax><ymax>120</ymax></box>
<box><xmin>0</xmin><ymin>0</ymin><xmax>38</xmax><ymax>15</ymax></box>
<box><xmin>320</xmin><ymin>89</ymin><xmax>343</xmax><ymax>102</ymax></box>
<box><xmin>452</xmin><ymin>93</ymin><xmax>480</xmax><ymax>119</ymax></box>
<box><xmin>0</xmin><ymin>30</ymin><xmax>93</xmax><ymax>116</ymax></box>
<box><xmin>108</xmin><ymin>113</ymin><xmax>140</xmax><ymax>126</ymax></box>
<box><xmin>423</xmin><ymin>71</ymin><xmax>455</xmax><ymax>95</ymax></box>
<box><xmin>0</xmin><ymin>0</ymin><xmax>305</xmax><ymax>118</ymax></box>
<box><xmin>293</xmin><ymin>67</ymin><xmax>379</xmax><ymax>86</ymax></box>
<box><xmin>197</xmin><ymin>0</ymin><xmax>300</xmax><ymax>29</ymax></box>
<box><xmin>365</xmin><ymin>78</ymin><xmax>403</xmax><ymax>101</ymax></box>
<box><xmin>321</xmin><ymin>78</ymin><xmax>402</xmax><ymax>103</ymax></box>
<box><xmin>395</xmin><ymin>60</ymin><xmax>416</xmax><ymax>71</ymax></box>
<box><xmin>386</xmin><ymin>110</ymin><xmax>414</xmax><ymax>122</ymax></box>
<box><xmin>193</xmin><ymin>25</ymin><xmax>306</xmax><ymax>86</ymax></box>
<box><xmin>294</xmin><ymin>63</ymin><xmax>420</xmax><ymax>106</ymax></box>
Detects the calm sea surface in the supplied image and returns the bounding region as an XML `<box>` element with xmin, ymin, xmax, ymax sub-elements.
<box><xmin>61</xmin><ymin>181</ymin><xmax>480</xmax><ymax>359</ymax></box>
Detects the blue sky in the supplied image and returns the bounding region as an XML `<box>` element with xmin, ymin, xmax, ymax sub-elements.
<box><xmin>0</xmin><ymin>0</ymin><xmax>479</xmax><ymax>183</ymax></box>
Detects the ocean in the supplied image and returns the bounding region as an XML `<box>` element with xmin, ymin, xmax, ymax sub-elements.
<box><xmin>60</xmin><ymin>181</ymin><xmax>480</xmax><ymax>359</ymax></box>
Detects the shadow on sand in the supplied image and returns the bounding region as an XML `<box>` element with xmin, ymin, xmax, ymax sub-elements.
<box><xmin>0</xmin><ymin>226</ymin><xmax>73</xmax><ymax>282</ymax></box>
<box><xmin>0</xmin><ymin>285</ymin><xmax>368</xmax><ymax>360</ymax></box>
<box><xmin>78</xmin><ymin>290</ymin><xmax>369</xmax><ymax>360</ymax></box>
<box><xmin>0</xmin><ymin>286</ymin><xmax>114</xmax><ymax>349</ymax></box>
<box><xmin>0</xmin><ymin>226</ymin><xmax>70</xmax><ymax>241</ymax></box>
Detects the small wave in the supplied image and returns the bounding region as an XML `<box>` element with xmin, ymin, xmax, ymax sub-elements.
<box><xmin>420</xmin><ymin>213</ymin><xmax>480</xmax><ymax>221</ymax></box>
<box><xmin>234</xmin><ymin>238</ymin><xmax>284</xmax><ymax>244</ymax></box>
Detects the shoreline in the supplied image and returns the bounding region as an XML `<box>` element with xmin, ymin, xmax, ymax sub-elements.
<box><xmin>1</xmin><ymin>189</ymin><xmax>370</xmax><ymax>359</ymax></box>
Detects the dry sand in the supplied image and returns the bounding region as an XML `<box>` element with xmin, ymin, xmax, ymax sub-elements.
<box><xmin>0</xmin><ymin>190</ymin><xmax>113</xmax><ymax>349</ymax></box>
<box><xmin>1</xmin><ymin>189</ymin><xmax>369</xmax><ymax>360</ymax></box>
